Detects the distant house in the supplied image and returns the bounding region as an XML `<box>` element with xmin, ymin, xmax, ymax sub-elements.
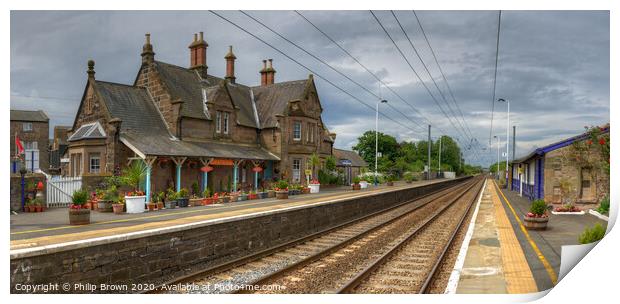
<box><xmin>510</xmin><ymin>124</ymin><xmax>609</xmax><ymax>208</ymax></box>
<box><xmin>10</xmin><ymin>110</ymin><xmax>49</xmax><ymax>173</ymax></box>
<box><xmin>49</xmin><ymin>125</ymin><xmax>71</xmax><ymax>175</ymax></box>
<box><xmin>334</xmin><ymin>148</ymin><xmax>368</xmax><ymax>185</ymax></box>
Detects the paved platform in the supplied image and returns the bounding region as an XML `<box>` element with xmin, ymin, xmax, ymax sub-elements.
<box><xmin>455</xmin><ymin>178</ymin><xmax>606</xmax><ymax>294</ymax></box>
<box><xmin>10</xmin><ymin>179</ymin><xmax>442</xmax><ymax>250</ymax></box>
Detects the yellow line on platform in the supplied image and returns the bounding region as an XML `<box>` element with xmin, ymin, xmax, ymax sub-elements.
<box><xmin>493</xmin><ymin>180</ymin><xmax>558</xmax><ymax>286</ymax></box>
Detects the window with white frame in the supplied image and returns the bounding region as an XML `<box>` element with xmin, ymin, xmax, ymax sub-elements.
<box><xmin>292</xmin><ymin>159</ymin><xmax>301</xmax><ymax>183</ymax></box>
<box><xmin>293</xmin><ymin>121</ymin><xmax>302</xmax><ymax>141</ymax></box>
<box><xmin>23</xmin><ymin>122</ymin><xmax>32</xmax><ymax>132</ymax></box>
<box><xmin>89</xmin><ymin>153</ymin><xmax>101</xmax><ymax>174</ymax></box>
<box><xmin>223</xmin><ymin>112</ymin><xmax>230</xmax><ymax>134</ymax></box>
<box><xmin>216</xmin><ymin>111</ymin><xmax>222</xmax><ymax>133</ymax></box>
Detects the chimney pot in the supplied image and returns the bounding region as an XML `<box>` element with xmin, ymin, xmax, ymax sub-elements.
<box><xmin>189</xmin><ymin>31</ymin><xmax>208</xmax><ymax>77</ymax></box>
<box><xmin>225</xmin><ymin>45</ymin><xmax>236</xmax><ymax>83</ymax></box>
<box><xmin>141</xmin><ymin>33</ymin><xmax>155</xmax><ymax>64</ymax></box>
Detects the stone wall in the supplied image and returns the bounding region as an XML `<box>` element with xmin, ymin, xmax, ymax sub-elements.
<box><xmin>10</xmin><ymin>177</ymin><xmax>469</xmax><ymax>293</ymax></box>
<box><xmin>10</xmin><ymin>173</ymin><xmax>47</xmax><ymax>212</ymax></box>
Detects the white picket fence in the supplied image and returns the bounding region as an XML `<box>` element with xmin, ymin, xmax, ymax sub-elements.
<box><xmin>47</xmin><ymin>176</ymin><xmax>82</xmax><ymax>208</ymax></box>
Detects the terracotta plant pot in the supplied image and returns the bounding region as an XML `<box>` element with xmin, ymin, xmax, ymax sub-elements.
<box><xmin>189</xmin><ymin>198</ymin><xmax>202</xmax><ymax>207</ymax></box>
<box><xmin>147</xmin><ymin>202</ymin><xmax>157</xmax><ymax>211</ymax></box>
<box><xmin>276</xmin><ymin>190</ymin><xmax>289</xmax><ymax>200</ymax></box>
<box><xmin>35</xmin><ymin>205</ymin><xmax>43</xmax><ymax>212</ymax></box>
<box><xmin>302</xmin><ymin>187</ymin><xmax>310</xmax><ymax>194</ymax></box>
<box><xmin>387</xmin><ymin>181</ymin><xmax>394</xmax><ymax>186</ymax></box>
<box><xmin>69</xmin><ymin>208</ymin><xmax>91</xmax><ymax>225</ymax></box>
<box><xmin>201</xmin><ymin>198</ymin><xmax>213</xmax><ymax>205</ymax></box>
<box><xmin>112</xmin><ymin>203</ymin><xmax>125</xmax><ymax>214</ymax></box>
<box><xmin>248</xmin><ymin>193</ymin><xmax>258</xmax><ymax>200</ymax></box>
<box><xmin>523</xmin><ymin>216</ymin><xmax>549</xmax><ymax>230</ymax></box>
<box><xmin>352</xmin><ymin>183</ymin><xmax>361</xmax><ymax>190</ymax></box>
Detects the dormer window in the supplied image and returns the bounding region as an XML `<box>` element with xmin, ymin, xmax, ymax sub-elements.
<box><xmin>223</xmin><ymin>112</ymin><xmax>230</xmax><ymax>134</ymax></box>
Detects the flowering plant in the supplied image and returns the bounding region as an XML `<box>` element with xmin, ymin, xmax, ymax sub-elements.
<box><xmin>554</xmin><ymin>204</ymin><xmax>582</xmax><ymax>212</ymax></box>
<box><xmin>310</xmin><ymin>179</ymin><xmax>320</xmax><ymax>185</ymax></box>
<box><xmin>126</xmin><ymin>190</ymin><xmax>145</xmax><ymax>197</ymax></box>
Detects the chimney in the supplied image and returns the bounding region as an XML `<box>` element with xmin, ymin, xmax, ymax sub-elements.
<box><xmin>266</xmin><ymin>59</ymin><xmax>276</xmax><ymax>85</ymax></box>
<box><xmin>259</xmin><ymin>60</ymin><xmax>268</xmax><ymax>86</ymax></box>
<box><xmin>87</xmin><ymin>59</ymin><xmax>95</xmax><ymax>79</ymax></box>
<box><xmin>224</xmin><ymin>45</ymin><xmax>236</xmax><ymax>83</ymax></box>
<box><xmin>141</xmin><ymin>33</ymin><xmax>155</xmax><ymax>64</ymax></box>
<box><xmin>189</xmin><ymin>31</ymin><xmax>208</xmax><ymax>78</ymax></box>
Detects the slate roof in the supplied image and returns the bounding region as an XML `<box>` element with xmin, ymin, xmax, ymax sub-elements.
<box><xmin>511</xmin><ymin>124</ymin><xmax>610</xmax><ymax>164</ymax></box>
<box><xmin>333</xmin><ymin>148</ymin><xmax>368</xmax><ymax>167</ymax></box>
<box><xmin>10</xmin><ymin>110</ymin><xmax>49</xmax><ymax>122</ymax></box>
<box><xmin>253</xmin><ymin>80</ymin><xmax>308</xmax><ymax>128</ymax></box>
<box><xmin>94</xmin><ymin>79</ymin><xmax>278</xmax><ymax>160</ymax></box>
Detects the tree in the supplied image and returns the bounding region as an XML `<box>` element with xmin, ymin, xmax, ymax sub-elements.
<box><xmin>353</xmin><ymin>131</ymin><xmax>399</xmax><ymax>171</ymax></box>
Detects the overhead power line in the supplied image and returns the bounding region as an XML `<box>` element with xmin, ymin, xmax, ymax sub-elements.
<box><xmin>489</xmin><ymin>10</ymin><xmax>502</xmax><ymax>145</ymax></box>
<box><xmin>208</xmin><ymin>10</ymin><xmax>420</xmax><ymax>134</ymax></box>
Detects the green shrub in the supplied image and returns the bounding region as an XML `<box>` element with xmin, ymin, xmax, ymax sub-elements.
<box><xmin>318</xmin><ymin>169</ymin><xmax>339</xmax><ymax>185</ymax></box>
<box><xmin>352</xmin><ymin>176</ymin><xmax>361</xmax><ymax>184</ymax></box>
<box><xmin>178</xmin><ymin>188</ymin><xmax>189</xmax><ymax>198</ymax></box>
<box><xmin>166</xmin><ymin>188</ymin><xmax>177</xmax><ymax>201</ymax></box>
<box><xmin>202</xmin><ymin>188</ymin><xmax>211</xmax><ymax>198</ymax></box>
<box><xmin>529</xmin><ymin>199</ymin><xmax>547</xmax><ymax>216</ymax></box>
<box><xmin>103</xmin><ymin>185</ymin><xmax>119</xmax><ymax>203</ymax></box>
<box><xmin>191</xmin><ymin>182</ymin><xmax>200</xmax><ymax>197</ymax></box>
<box><xmin>578</xmin><ymin>223</ymin><xmax>606</xmax><ymax>244</ymax></box>
<box><xmin>72</xmin><ymin>188</ymin><xmax>89</xmax><ymax>206</ymax></box>
<box><xmin>275</xmin><ymin>180</ymin><xmax>289</xmax><ymax>190</ymax></box>
<box><xmin>403</xmin><ymin>172</ymin><xmax>414</xmax><ymax>182</ymax></box>
<box><xmin>597</xmin><ymin>195</ymin><xmax>610</xmax><ymax>215</ymax></box>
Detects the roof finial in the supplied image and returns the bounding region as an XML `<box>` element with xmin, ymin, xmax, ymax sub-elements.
<box><xmin>87</xmin><ymin>59</ymin><xmax>95</xmax><ymax>79</ymax></box>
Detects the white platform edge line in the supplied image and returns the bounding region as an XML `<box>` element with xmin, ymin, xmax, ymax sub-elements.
<box><xmin>444</xmin><ymin>178</ymin><xmax>487</xmax><ymax>294</ymax></box>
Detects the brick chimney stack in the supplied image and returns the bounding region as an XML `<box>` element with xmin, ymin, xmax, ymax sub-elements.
<box><xmin>224</xmin><ymin>45</ymin><xmax>236</xmax><ymax>83</ymax></box>
<box><xmin>259</xmin><ymin>60</ymin><xmax>268</xmax><ymax>85</ymax></box>
<box><xmin>141</xmin><ymin>33</ymin><xmax>155</xmax><ymax>64</ymax></box>
<box><xmin>189</xmin><ymin>31</ymin><xmax>208</xmax><ymax>78</ymax></box>
<box><xmin>260</xmin><ymin>59</ymin><xmax>276</xmax><ymax>86</ymax></box>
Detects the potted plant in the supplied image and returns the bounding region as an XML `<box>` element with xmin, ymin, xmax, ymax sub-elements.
<box><xmin>165</xmin><ymin>188</ymin><xmax>177</xmax><ymax>209</ymax></box>
<box><xmin>352</xmin><ymin>176</ymin><xmax>361</xmax><ymax>190</ymax></box>
<box><xmin>404</xmin><ymin>172</ymin><xmax>414</xmax><ymax>184</ymax></box>
<box><xmin>258</xmin><ymin>188</ymin><xmax>268</xmax><ymax>199</ymax></box>
<box><xmin>302</xmin><ymin>186</ymin><xmax>310</xmax><ymax>194</ymax></box>
<box><xmin>177</xmin><ymin>188</ymin><xmax>190</xmax><ymax>207</ymax></box>
<box><xmin>524</xmin><ymin>199</ymin><xmax>549</xmax><ymax>230</ymax></box>
<box><xmin>386</xmin><ymin>175</ymin><xmax>396</xmax><ymax>186</ymax></box>
<box><xmin>25</xmin><ymin>199</ymin><xmax>35</xmax><ymax>212</ymax></box>
<box><xmin>202</xmin><ymin>188</ymin><xmax>213</xmax><ymax>205</ymax></box>
<box><xmin>69</xmin><ymin>188</ymin><xmax>90</xmax><ymax>225</ymax></box>
<box><xmin>239</xmin><ymin>191</ymin><xmax>248</xmax><ymax>201</ymax></box>
<box><xmin>97</xmin><ymin>186</ymin><xmax>117</xmax><ymax>212</ymax></box>
<box><xmin>121</xmin><ymin>162</ymin><xmax>147</xmax><ymax>214</ymax></box>
<box><xmin>220</xmin><ymin>192</ymin><xmax>231</xmax><ymax>203</ymax></box>
<box><xmin>359</xmin><ymin>176</ymin><xmax>369</xmax><ymax>189</ymax></box>
<box><xmin>147</xmin><ymin>192</ymin><xmax>158</xmax><ymax>211</ymax></box>
<box><xmin>248</xmin><ymin>190</ymin><xmax>258</xmax><ymax>200</ymax></box>
<box><xmin>156</xmin><ymin>191</ymin><xmax>165</xmax><ymax>210</ymax></box>
<box><xmin>112</xmin><ymin>199</ymin><xmax>125</xmax><ymax>214</ymax></box>
<box><xmin>309</xmin><ymin>179</ymin><xmax>321</xmax><ymax>194</ymax></box>
<box><xmin>275</xmin><ymin>180</ymin><xmax>289</xmax><ymax>199</ymax></box>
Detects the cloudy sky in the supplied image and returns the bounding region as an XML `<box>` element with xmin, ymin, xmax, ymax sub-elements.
<box><xmin>10</xmin><ymin>10</ymin><xmax>609</xmax><ymax>166</ymax></box>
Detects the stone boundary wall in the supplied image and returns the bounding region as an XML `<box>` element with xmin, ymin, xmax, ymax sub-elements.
<box><xmin>10</xmin><ymin>177</ymin><xmax>470</xmax><ymax>293</ymax></box>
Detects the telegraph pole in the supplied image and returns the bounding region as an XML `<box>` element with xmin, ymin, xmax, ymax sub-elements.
<box><xmin>427</xmin><ymin>125</ymin><xmax>432</xmax><ymax>180</ymax></box>
<box><xmin>512</xmin><ymin>125</ymin><xmax>516</xmax><ymax>161</ymax></box>
<box><xmin>438</xmin><ymin>136</ymin><xmax>442</xmax><ymax>178</ymax></box>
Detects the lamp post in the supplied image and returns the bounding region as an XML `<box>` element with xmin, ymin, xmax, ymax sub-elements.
<box><xmin>498</xmin><ymin>98</ymin><xmax>510</xmax><ymax>185</ymax></box>
<box><xmin>494</xmin><ymin>135</ymin><xmax>500</xmax><ymax>179</ymax></box>
<box><xmin>375</xmin><ymin>99</ymin><xmax>388</xmax><ymax>186</ymax></box>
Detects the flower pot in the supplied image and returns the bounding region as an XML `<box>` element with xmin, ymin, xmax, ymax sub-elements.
<box><xmin>157</xmin><ymin>202</ymin><xmax>164</xmax><ymax>210</ymax></box>
<box><xmin>189</xmin><ymin>198</ymin><xmax>202</xmax><ymax>207</ymax></box>
<box><xmin>258</xmin><ymin>192</ymin><xmax>268</xmax><ymax>199</ymax></box>
<box><xmin>248</xmin><ymin>193</ymin><xmax>258</xmax><ymax>200</ymax></box>
<box><xmin>267</xmin><ymin>190</ymin><xmax>275</xmax><ymax>198</ymax></box>
<box><xmin>302</xmin><ymin>187</ymin><xmax>310</xmax><ymax>194</ymax></box>
<box><xmin>221</xmin><ymin>196</ymin><xmax>231</xmax><ymax>203</ymax></box>
<box><xmin>112</xmin><ymin>203</ymin><xmax>125</xmax><ymax>214</ymax></box>
<box><xmin>352</xmin><ymin>183</ymin><xmax>361</xmax><ymax>190</ymax></box>
<box><xmin>165</xmin><ymin>200</ymin><xmax>177</xmax><ymax>209</ymax></box>
<box><xmin>69</xmin><ymin>208</ymin><xmax>91</xmax><ymax>225</ymax></box>
<box><xmin>309</xmin><ymin>184</ymin><xmax>320</xmax><ymax>194</ymax></box>
<box><xmin>97</xmin><ymin>200</ymin><xmax>113</xmax><ymax>212</ymax></box>
<box><xmin>523</xmin><ymin>216</ymin><xmax>549</xmax><ymax>230</ymax></box>
<box><xmin>26</xmin><ymin>205</ymin><xmax>34</xmax><ymax>212</ymax></box>
<box><xmin>276</xmin><ymin>190</ymin><xmax>289</xmax><ymax>200</ymax></box>
<box><xmin>147</xmin><ymin>202</ymin><xmax>157</xmax><ymax>211</ymax></box>
<box><xmin>239</xmin><ymin>194</ymin><xmax>248</xmax><ymax>201</ymax></box>
<box><xmin>35</xmin><ymin>205</ymin><xmax>43</xmax><ymax>212</ymax></box>
<box><xmin>177</xmin><ymin>198</ymin><xmax>189</xmax><ymax>208</ymax></box>
<box><xmin>202</xmin><ymin>198</ymin><xmax>213</xmax><ymax>205</ymax></box>
<box><xmin>359</xmin><ymin>181</ymin><xmax>369</xmax><ymax>189</ymax></box>
<box><xmin>88</xmin><ymin>200</ymin><xmax>97</xmax><ymax>210</ymax></box>
<box><xmin>387</xmin><ymin>181</ymin><xmax>394</xmax><ymax>186</ymax></box>
<box><xmin>125</xmin><ymin>195</ymin><xmax>146</xmax><ymax>214</ymax></box>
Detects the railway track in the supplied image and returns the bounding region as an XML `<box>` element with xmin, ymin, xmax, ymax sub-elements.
<box><xmin>244</xmin><ymin>177</ymin><xmax>484</xmax><ymax>294</ymax></box>
<box><xmin>153</xmin><ymin>178</ymin><xmax>476</xmax><ymax>294</ymax></box>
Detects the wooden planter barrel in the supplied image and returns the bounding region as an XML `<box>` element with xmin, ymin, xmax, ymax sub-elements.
<box><xmin>276</xmin><ymin>190</ymin><xmax>289</xmax><ymax>199</ymax></box>
<box><xmin>97</xmin><ymin>200</ymin><xmax>113</xmax><ymax>212</ymax></box>
<box><xmin>523</xmin><ymin>216</ymin><xmax>549</xmax><ymax>230</ymax></box>
<box><xmin>352</xmin><ymin>183</ymin><xmax>361</xmax><ymax>190</ymax></box>
<box><xmin>69</xmin><ymin>209</ymin><xmax>91</xmax><ymax>225</ymax></box>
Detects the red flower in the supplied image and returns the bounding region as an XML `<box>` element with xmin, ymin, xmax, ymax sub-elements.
<box><xmin>587</xmin><ymin>140</ymin><xmax>593</xmax><ymax>145</ymax></box>
<box><xmin>599</xmin><ymin>138</ymin><xmax>606</xmax><ymax>145</ymax></box>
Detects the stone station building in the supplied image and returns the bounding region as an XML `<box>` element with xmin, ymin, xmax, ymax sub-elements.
<box><xmin>66</xmin><ymin>32</ymin><xmax>341</xmax><ymax>200</ymax></box>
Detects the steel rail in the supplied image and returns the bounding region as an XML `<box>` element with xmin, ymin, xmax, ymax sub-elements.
<box><xmin>336</xmin><ymin>177</ymin><xmax>484</xmax><ymax>294</ymax></box>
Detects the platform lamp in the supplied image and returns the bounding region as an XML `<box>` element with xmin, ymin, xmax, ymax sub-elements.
<box><xmin>375</xmin><ymin>98</ymin><xmax>388</xmax><ymax>186</ymax></box>
<box><xmin>498</xmin><ymin>98</ymin><xmax>510</xmax><ymax>185</ymax></box>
